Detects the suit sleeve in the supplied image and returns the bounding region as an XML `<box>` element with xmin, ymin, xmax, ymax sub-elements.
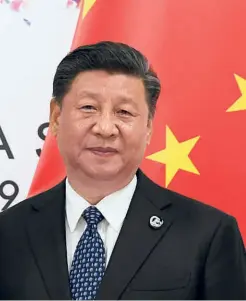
<box><xmin>203</xmin><ymin>215</ymin><xmax>246</xmax><ymax>299</ymax></box>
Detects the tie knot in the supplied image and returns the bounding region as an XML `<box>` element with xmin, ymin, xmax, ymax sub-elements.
<box><xmin>82</xmin><ymin>206</ymin><xmax>104</xmax><ymax>226</ymax></box>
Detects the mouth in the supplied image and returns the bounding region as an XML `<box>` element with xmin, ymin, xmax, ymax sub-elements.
<box><xmin>88</xmin><ymin>147</ymin><xmax>118</xmax><ymax>157</ymax></box>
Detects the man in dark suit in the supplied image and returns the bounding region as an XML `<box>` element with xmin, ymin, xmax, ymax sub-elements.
<box><xmin>0</xmin><ymin>41</ymin><xmax>245</xmax><ymax>300</ymax></box>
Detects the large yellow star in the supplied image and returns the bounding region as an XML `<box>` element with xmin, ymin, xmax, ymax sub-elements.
<box><xmin>227</xmin><ymin>74</ymin><xmax>246</xmax><ymax>112</ymax></box>
<box><xmin>82</xmin><ymin>0</ymin><xmax>96</xmax><ymax>19</ymax></box>
<box><xmin>146</xmin><ymin>126</ymin><xmax>200</xmax><ymax>187</ymax></box>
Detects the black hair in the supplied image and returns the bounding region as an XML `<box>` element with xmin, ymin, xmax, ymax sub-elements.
<box><xmin>52</xmin><ymin>41</ymin><xmax>161</xmax><ymax>118</ymax></box>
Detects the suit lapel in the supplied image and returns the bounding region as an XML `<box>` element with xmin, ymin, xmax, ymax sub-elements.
<box><xmin>97</xmin><ymin>170</ymin><xmax>174</xmax><ymax>300</ymax></box>
<box><xmin>26</xmin><ymin>181</ymin><xmax>71</xmax><ymax>300</ymax></box>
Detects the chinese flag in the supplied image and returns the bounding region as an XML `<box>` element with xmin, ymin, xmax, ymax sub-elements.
<box><xmin>29</xmin><ymin>0</ymin><xmax>246</xmax><ymax>243</ymax></box>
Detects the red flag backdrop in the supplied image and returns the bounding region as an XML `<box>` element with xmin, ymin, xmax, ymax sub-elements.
<box><xmin>29</xmin><ymin>0</ymin><xmax>246</xmax><ymax>243</ymax></box>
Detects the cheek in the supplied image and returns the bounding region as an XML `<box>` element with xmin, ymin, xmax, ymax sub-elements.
<box><xmin>121</xmin><ymin>124</ymin><xmax>149</xmax><ymax>150</ymax></box>
<box><xmin>58</xmin><ymin>115</ymin><xmax>82</xmax><ymax>145</ymax></box>
<box><xmin>59</xmin><ymin>111</ymin><xmax>82</xmax><ymax>134</ymax></box>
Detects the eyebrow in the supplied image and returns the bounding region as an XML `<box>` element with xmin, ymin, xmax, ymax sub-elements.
<box><xmin>78</xmin><ymin>91</ymin><xmax>138</xmax><ymax>107</ymax></box>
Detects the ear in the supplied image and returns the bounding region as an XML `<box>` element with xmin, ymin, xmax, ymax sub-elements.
<box><xmin>146</xmin><ymin>118</ymin><xmax>153</xmax><ymax>145</ymax></box>
<box><xmin>49</xmin><ymin>99</ymin><xmax>61</xmax><ymax>137</ymax></box>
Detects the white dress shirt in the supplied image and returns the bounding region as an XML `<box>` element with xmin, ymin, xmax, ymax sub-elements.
<box><xmin>65</xmin><ymin>175</ymin><xmax>137</xmax><ymax>271</ymax></box>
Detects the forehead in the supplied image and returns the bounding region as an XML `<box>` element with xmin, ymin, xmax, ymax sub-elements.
<box><xmin>70</xmin><ymin>70</ymin><xmax>146</xmax><ymax>101</ymax></box>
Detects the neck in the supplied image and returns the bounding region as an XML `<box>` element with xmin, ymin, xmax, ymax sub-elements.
<box><xmin>66</xmin><ymin>169</ymin><xmax>136</xmax><ymax>205</ymax></box>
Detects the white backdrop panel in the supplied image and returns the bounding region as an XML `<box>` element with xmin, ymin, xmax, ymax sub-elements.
<box><xmin>0</xmin><ymin>0</ymin><xmax>79</xmax><ymax>209</ymax></box>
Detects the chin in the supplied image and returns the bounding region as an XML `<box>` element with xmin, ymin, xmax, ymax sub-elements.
<box><xmin>86</xmin><ymin>166</ymin><xmax>121</xmax><ymax>180</ymax></box>
<box><xmin>91</xmin><ymin>173</ymin><xmax>118</xmax><ymax>181</ymax></box>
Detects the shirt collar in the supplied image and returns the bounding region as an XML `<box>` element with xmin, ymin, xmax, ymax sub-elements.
<box><xmin>65</xmin><ymin>175</ymin><xmax>137</xmax><ymax>232</ymax></box>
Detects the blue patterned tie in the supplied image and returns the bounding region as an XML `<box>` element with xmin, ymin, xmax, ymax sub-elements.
<box><xmin>69</xmin><ymin>206</ymin><xmax>106</xmax><ymax>300</ymax></box>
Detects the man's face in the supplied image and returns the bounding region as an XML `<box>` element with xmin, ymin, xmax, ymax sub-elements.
<box><xmin>50</xmin><ymin>70</ymin><xmax>152</xmax><ymax>180</ymax></box>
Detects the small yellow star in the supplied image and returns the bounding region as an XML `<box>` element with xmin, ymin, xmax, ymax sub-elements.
<box><xmin>227</xmin><ymin>74</ymin><xmax>246</xmax><ymax>112</ymax></box>
<box><xmin>82</xmin><ymin>0</ymin><xmax>96</xmax><ymax>19</ymax></box>
<box><xmin>146</xmin><ymin>126</ymin><xmax>200</xmax><ymax>187</ymax></box>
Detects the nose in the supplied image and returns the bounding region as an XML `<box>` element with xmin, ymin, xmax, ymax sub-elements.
<box><xmin>92</xmin><ymin>113</ymin><xmax>119</xmax><ymax>138</ymax></box>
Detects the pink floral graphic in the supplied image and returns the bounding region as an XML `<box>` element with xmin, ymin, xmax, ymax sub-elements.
<box><xmin>66</xmin><ymin>0</ymin><xmax>81</xmax><ymax>8</ymax></box>
<box><xmin>0</xmin><ymin>0</ymin><xmax>80</xmax><ymax>26</ymax></box>
<box><xmin>10</xmin><ymin>0</ymin><xmax>23</xmax><ymax>11</ymax></box>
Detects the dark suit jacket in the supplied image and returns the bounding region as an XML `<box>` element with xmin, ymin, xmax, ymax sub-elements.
<box><xmin>0</xmin><ymin>170</ymin><xmax>245</xmax><ymax>300</ymax></box>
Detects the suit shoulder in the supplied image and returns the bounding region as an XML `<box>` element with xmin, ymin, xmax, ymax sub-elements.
<box><xmin>138</xmin><ymin>171</ymin><xmax>229</xmax><ymax>218</ymax></box>
<box><xmin>0</xmin><ymin>180</ymin><xmax>65</xmax><ymax>223</ymax></box>
<box><xmin>148</xmin><ymin>182</ymin><xmax>238</xmax><ymax>240</ymax></box>
<box><xmin>162</xmin><ymin>187</ymin><xmax>235</xmax><ymax>227</ymax></box>
<box><xmin>141</xmin><ymin>170</ymin><xmax>233</xmax><ymax>222</ymax></box>
<box><xmin>0</xmin><ymin>195</ymin><xmax>35</xmax><ymax>221</ymax></box>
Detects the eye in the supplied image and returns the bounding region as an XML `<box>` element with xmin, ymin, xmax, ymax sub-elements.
<box><xmin>80</xmin><ymin>105</ymin><xmax>96</xmax><ymax>111</ymax></box>
<box><xmin>118</xmin><ymin>109</ymin><xmax>132</xmax><ymax>116</ymax></box>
